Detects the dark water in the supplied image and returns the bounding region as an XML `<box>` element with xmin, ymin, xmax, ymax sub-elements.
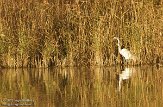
<box><xmin>0</xmin><ymin>66</ymin><xmax>163</xmax><ymax>107</ymax></box>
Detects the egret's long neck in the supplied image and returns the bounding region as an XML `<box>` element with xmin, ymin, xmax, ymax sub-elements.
<box><xmin>117</xmin><ymin>39</ymin><xmax>121</xmax><ymax>52</ymax></box>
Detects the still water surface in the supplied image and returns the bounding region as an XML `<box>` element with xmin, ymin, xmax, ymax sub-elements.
<box><xmin>0</xmin><ymin>66</ymin><xmax>163</xmax><ymax>107</ymax></box>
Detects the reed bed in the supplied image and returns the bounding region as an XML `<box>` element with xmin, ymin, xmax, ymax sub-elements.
<box><xmin>0</xmin><ymin>0</ymin><xmax>162</xmax><ymax>68</ymax></box>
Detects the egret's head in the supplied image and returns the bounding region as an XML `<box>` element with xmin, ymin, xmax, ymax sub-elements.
<box><xmin>113</xmin><ymin>37</ymin><xmax>120</xmax><ymax>46</ymax></box>
<box><xmin>113</xmin><ymin>37</ymin><xmax>119</xmax><ymax>40</ymax></box>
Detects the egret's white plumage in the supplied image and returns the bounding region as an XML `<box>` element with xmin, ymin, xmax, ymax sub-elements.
<box><xmin>113</xmin><ymin>37</ymin><xmax>136</xmax><ymax>61</ymax></box>
<box><xmin>120</xmin><ymin>49</ymin><xmax>133</xmax><ymax>60</ymax></box>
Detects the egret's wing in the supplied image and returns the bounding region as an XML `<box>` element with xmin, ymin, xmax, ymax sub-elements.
<box><xmin>120</xmin><ymin>48</ymin><xmax>132</xmax><ymax>59</ymax></box>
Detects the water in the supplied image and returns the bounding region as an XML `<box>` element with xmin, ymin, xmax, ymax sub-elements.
<box><xmin>0</xmin><ymin>66</ymin><xmax>163</xmax><ymax>107</ymax></box>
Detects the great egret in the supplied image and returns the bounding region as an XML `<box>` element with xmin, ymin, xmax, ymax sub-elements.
<box><xmin>113</xmin><ymin>37</ymin><xmax>136</xmax><ymax>61</ymax></box>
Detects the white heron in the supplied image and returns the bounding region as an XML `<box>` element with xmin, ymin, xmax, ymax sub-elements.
<box><xmin>113</xmin><ymin>37</ymin><xmax>136</xmax><ymax>61</ymax></box>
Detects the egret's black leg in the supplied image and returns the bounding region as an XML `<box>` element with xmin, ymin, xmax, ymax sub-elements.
<box><xmin>126</xmin><ymin>60</ymin><xmax>129</xmax><ymax>66</ymax></box>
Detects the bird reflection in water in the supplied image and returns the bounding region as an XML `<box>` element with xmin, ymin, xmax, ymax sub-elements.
<box><xmin>117</xmin><ymin>67</ymin><xmax>136</xmax><ymax>91</ymax></box>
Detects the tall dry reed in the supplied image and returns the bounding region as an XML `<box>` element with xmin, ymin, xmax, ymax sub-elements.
<box><xmin>0</xmin><ymin>0</ymin><xmax>162</xmax><ymax>68</ymax></box>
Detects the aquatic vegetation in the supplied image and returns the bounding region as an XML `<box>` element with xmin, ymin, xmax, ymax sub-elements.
<box><xmin>0</xmin><ymin>0</ymin><xmax>162</xmax><ymax>68</ymax></box>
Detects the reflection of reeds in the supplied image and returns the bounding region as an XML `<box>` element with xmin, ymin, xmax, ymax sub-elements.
<box><xmin>1</xmin><ymin>67</ymin><xmax>163</xmax><ymax>106</ymax></box>
<box><xmin>0</xmin><ymin>0</ymin><xmax>162</xmax><ymax>68</ymax></box>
